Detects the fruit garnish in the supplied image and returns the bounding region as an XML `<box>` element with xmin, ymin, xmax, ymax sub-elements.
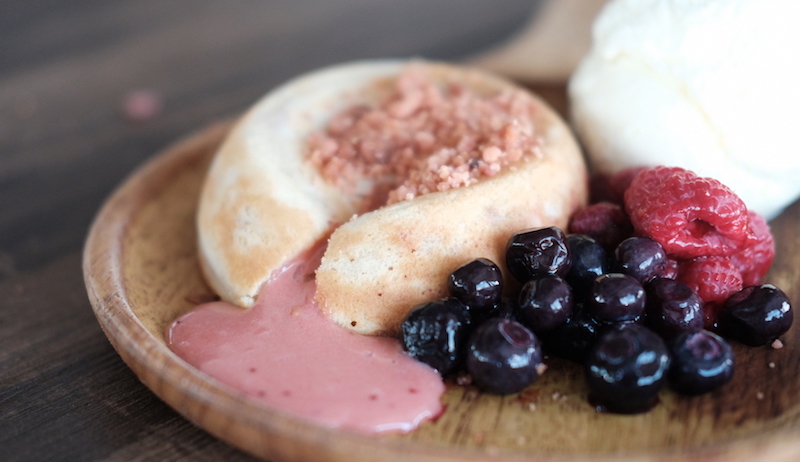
<box><xmin>644</xmin><ymin>277</ymin><xmax>704</xmax><ymax>339</ymax></box>
<box><xmin>625</xmin><ymin>166</ymin><xmax>753</xmax><ymax>259</ymax></box>
<box><xmin>585</xmin><ymin>323</ymin><xmax>671</xmax><ymax>414</ymax></box>
<box><xmin>399</xmin><ymin>165</ymin><xmax>792</xmax><ymax>415</ymax></box>
<box><xmin>718</xmin><ymin>284</ymin><xmax>793</xmax><ymax>347</ymax></box>
<box><xmin>668</xmin><ymin>330</ymin><xmax>734</xmax><ymax>395</ymax></box>
<box><xmin>465</xmin><ymin>318</ymin><xmax>545</xmax><ymax>395</ymax></box>
<box><xmin>505</xmin><ymin>226</ymin><xmax>571</xmax><ymax>282</ymax></box>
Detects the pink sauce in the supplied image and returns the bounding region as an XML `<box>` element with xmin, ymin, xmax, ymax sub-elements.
<box><xmin>167</xmin><ymin>247</ymin><xmax>445</xmax><ymax>434</ymax></box>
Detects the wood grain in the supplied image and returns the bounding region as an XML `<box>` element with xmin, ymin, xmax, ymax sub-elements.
<box><xmin>83</xmin><ymin>110</ymin><xmax>800</xmax><ymax>461</ymax></box>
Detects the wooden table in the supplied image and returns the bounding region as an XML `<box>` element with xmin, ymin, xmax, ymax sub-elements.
<box><xmin>0</xmin><ymin>1</ymin><xmax>549</xmax><ymax>460</ymax></box>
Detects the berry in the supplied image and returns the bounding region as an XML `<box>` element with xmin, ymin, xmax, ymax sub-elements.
<box><xmin>678</xmin><ymin>256</ymin><xmax>743</xmax><ymax>306</ymax></box>
<box><xmin>624</xmin><ymin>166</ymin><xmax>753</xmax><ymax>259</ymax></box>
<box><xmin>662</xmin><ymin>258</ymin><xmax>680</xmax><ymax>280</ymax></box>
<box><xmin>645</xmin><ymin>278</ymin><xmax>704</xmax><ymax>339</ymax></box>
<box><xmin>466</xmin><ymin>319</ymin><xmax>545</xmax><ymax>394</ymax></box>
<box><xmin>588</xmin><ymin>173</ymin><xmax>615</xmax><ymax>204</ymax></box>
<box><xmin>588</xmin><ymin>273</ymin><xmax>646</xmax><ymax>324</ymax></box>
<box><xmin>607</xmin><ymin>167</ymin><xmax>647</xmax><ymax>204</ymax></box>
<box><xmin>491</xmin><ymin>296</ymin><xmax>520</xmax><ymax>321</ymax></box>
<box><xmin>539</xmin><ymin>302</ymin><xmax>602</xmax><ymax>363</ymax></box>
<box><xmin>718</xmin><ymin>284</ymin><xmax>793</xmax><ymax>346</ymax></box>
<box><xmin>472</xmin><ymin>296</ymin><xmax>519</xmax><ymax>326</ymax></box>
<box><xmin>731</xmin><ymin>211</ymin><xmax>775</xmax><ymax>286</ymax></box>
<box><xmin>568</xmin><ymin>202</ymin><xmax>633</xmax><ymax>250</ymax></box>
<box><xmin>517</xmin><ymin>274</ymin><xmax>573</xmax><ymax>332</ymax></box>
<box><xmin>669</xmin><ymin>330</ymin><xmax>734</xmax><ymax>395</ymax></box>
<box><xmin>448</xmin><ymin>258</ymin><xmax>503</xmax><ymax>312</ymax></box>
<box><xmin>586</xmin><ymin>323</ymin><xmax>671</xmax><ymax>414</ymax></box>
<box><xmin>566</xmin><ymin>234</ymin><xmax>611</xmax><ymax>293</ymax></box>
<box><xmin>615</xmin><ymin>236</ymin><xmax>667</xmax><ymax>284</ymax></box>
<box><xmin>401</xmin><ymin>300</ymin><xmax>470</xmax><ymax>376</ymax></box>
<box><xmin>505</xmin><ymin>226</ymin><xmax>571</xmax><ymax>283</ymax></box>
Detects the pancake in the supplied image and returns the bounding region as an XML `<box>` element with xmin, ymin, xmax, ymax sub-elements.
<box><xmin>197</xmin><ymin>59</ymin><xmax>587</xmax><ymax>336</ymax></box>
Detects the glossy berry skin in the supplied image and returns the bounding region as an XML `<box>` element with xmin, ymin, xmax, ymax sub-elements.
<box><xmin>506</xmin><ymin>226</ymin><xmax>571</xmax><ymax>283</ymax></box>
<box><xmin>401</xmin><ymin>300</ymin><xmax>470</xmax><ymax>376</ymax></box>
<box><xmin>586</xmin><ymin>323</ymin><xmax>671</xmax><ymax>414</ymax></box>
<box><xmin>518</xmin><ymin>275</ymin><xmax>573</xmax><ymax>332</ymax></box>
<box><xmin>669</xmin><ymin>330</ymin><xmax>734</xmax><ymax>395</ymax></box>
<box><xmin>466</xmin><ymin>318</ymin><xmax>544</xmax><ymax>394</ymax></box>
<box><xmin>589</xmin><ymin>273</ymin><xmax>646</xmax><ymax>324</ymax></box>
<box><xmin>615</xmin><ymin>236</ymin><xmax>667</xmax><ymax>284</ymax></box>
<box><xmin>645</xmin><ymin>277</ymin><xmax>704</xmax><ymax>339</ymax></box>
<box><xmin>624</xmin><ymin>166</ymin><xmax>752</xmax><ymax>259</ymax></box>
<box><xmin>539</xmin><ymin>302</ymin><xmax>601</xmax><ymax>363</ymax></box>
<box><xmin>718</xmin><ymin>284</ymin><xmax>793</xmax><ymax>346</ymax></box>
<box><xmin>448</xmin><ymin>258</ymin><xmax>504</xmax><ymax>313</ymax></box>
<box><xmin>566</xmin><ymin>234</ymin><xmax>611</xmax><ymax>293</ymax></box>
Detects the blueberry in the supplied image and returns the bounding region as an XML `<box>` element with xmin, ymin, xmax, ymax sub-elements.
<box><xmin>566</xmin><ymin>234</ymin><xmax>611</xmax><ymax>293</ymax></box>
<box><xmin>669</xmin><ymin>330</ymin><xmax>734</xmax><ymax>395</ymax></box>
<box><xmin>614</xmin><ymin>236</ymin><xmax>667</xmax><ymax>284</ymax></box>
<box><xmin>401</xmin><ymin>300</ymin><xmax>471</xmax><ymax>376</ymax></box>
<box><xmin>588</xmin><ymin>273</ymin><xmax>645</xmax><ymax>324</ymax></box>
<box><xmin>518</xmin><ymin>274</ymin><xmax>573</xmax><ymax>332</ymax></box>
<box><xmin>538</xmin><ymin>301</ymin><xmax>601</xmax><ymax>363</ymax></box>
<box><xmin>718</xmin><ymin>284</ymin><xmax>793</xmax><ymax>346</ymax></box>
<box><xmin>505</xmin><ymin>226</ymin><xmax>571</xmax><ymax>283</ymax></box>
<box><xmin>489</xmin><ymin>296</ymin><xmax>520</xmax><ymax>322</ymax></box>
<box><xmin>586</xmin><ymin>323</ymin><xmax>671</xmax><ymax>414</ymax></box>
<box><xmin>448</xmin><ymin>258</ymin><xmax>504</xmax><ymax>314</ymax></box>
<box><xmin>466</xmin><ymin>295</ymin><xmax>518</xmax><ymax>327</ymax></box>
<box><xmin>466</xmin><ymin>318</ymin><xmax>545</xmax><ymax>394</ymax></box>
<box><xmin>645</xmin><ymin>277</ymin><xmax>704</xmax><ymax>338</ymax></box>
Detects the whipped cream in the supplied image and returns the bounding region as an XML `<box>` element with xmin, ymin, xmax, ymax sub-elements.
<box><xmin>569</xmin><ymin>0</ymin><xmax>800</xmax><ymax>219</ymax></box>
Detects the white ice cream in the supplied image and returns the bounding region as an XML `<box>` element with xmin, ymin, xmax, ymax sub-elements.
<box><xmin>569</xmin><ymin>0</ymin><xmax>800</xmax><ymax>219</ymax></box>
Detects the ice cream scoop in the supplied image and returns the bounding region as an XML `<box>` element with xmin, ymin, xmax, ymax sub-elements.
<box><xmin>569</xmin><ymin>0</ymin><xmax>800</xmax><ymax>219</ymax></box>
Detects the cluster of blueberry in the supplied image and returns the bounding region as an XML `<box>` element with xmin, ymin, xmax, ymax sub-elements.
<box><xmin>400</xmin><ymin>225</ymin><xmax>793</xmax><ymax>414</ymax></box>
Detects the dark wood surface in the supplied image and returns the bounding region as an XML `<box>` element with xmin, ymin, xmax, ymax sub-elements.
<box><xmin>0</xmin><ymin>2</ymin><xmax>541</xmax><ymax>461</ymax></box>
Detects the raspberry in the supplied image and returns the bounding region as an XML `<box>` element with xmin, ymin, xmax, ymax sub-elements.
<box><xmin>588</xmin><ymin>173</ymin><xmax>614</xmax><ymax>204</ymax></box>
<box><xmin>624</xmin><ymin>167</ymin><xmax>753</xmax><ymax>259</ymax></box>
<box><xmin>677</xmin><ymin>256</ymin><xmax>743</xmax><ymax>306</ymax></box>
<box><xmin>588</xmin><ymin>167</ymin><xmax>647</xmax><ymax>205</ymax></box>
<box><xmin>608</xmin><ymin>167</ymin><xmax>647</xmax><ymax>205</ymax></box>
<box><xmin>731</xmin><ymin>211</ymin><xmax>775</xmax><ymax>286</ymax></box>
<box><xmin>568</xmin><ymin>201</ymin><xmax>633</xmax><ymax>250</ymax></box>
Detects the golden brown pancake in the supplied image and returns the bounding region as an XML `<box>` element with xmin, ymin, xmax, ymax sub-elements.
<box><xmin>197</xmin><ymin>59</ymin><xmax>587</xmax><ymax>336</ymax></box>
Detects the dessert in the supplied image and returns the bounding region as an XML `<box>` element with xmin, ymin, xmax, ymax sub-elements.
<box><xmin>177</xmin><ymin>59</ymin><xmax>587</xmax><ymax>432</ymax></box>
<box><xmin>197</xmin><ymin>59</ymin><xmax>587</xmax><ymax>336</ymax></box>
<box><xmin>569</xmin><ymin>0</ymin><xmax>800</xmax><ymax>219</ymax></box>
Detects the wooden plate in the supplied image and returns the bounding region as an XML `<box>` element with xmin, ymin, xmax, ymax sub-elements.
<box><xmin>83</xmin><ymin>116</ymin><xmax>800</xmax><ymax>462</ymax></box>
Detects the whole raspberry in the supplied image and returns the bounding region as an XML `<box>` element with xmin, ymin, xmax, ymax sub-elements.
<box><xmin>568</xmin><ymin>201</ymin><xmax>633</xmax><ymax>250</ymax></box>
<box><xmin>731</xmin><ymin>211</ymin><xmax>775</xmax><ymax>286</ymax></box>
<box><xmin>624</xmin><ymin>167</ymin><xmax>753</xmax><ymax>259</ymax></box>
<box><xmin>678</xmin><ymin>256</ymin><xmax>743</xmax><ymax>306</ymax></box>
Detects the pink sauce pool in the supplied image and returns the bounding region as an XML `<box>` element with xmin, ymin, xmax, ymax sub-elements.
<box><xmin>166</xmin><ymin>248</ymin><xmax>445</xmax><ymax>434</ymax></box>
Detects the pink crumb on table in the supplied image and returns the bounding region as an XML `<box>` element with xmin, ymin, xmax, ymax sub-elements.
<box><xmin>121</xmin><ymin>89</ymin><xmax>163</xmax><ymax>122</ymax></box>
<box><xmin>307</xmin><ymin>64</ymin><xmax>541</xmax><ymax>206</ymax></box>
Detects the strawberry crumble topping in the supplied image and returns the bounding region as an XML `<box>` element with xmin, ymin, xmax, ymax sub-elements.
<box><xmin>307</xmin><ymin>64</ymin><xmax>541</xmax><ymax>206</ymax></box>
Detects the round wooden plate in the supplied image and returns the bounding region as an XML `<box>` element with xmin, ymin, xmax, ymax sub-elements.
<box><xmin>83</xmin><ymin>118</ymin><xmax>800</xmax><ymax>462</ymax></box>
